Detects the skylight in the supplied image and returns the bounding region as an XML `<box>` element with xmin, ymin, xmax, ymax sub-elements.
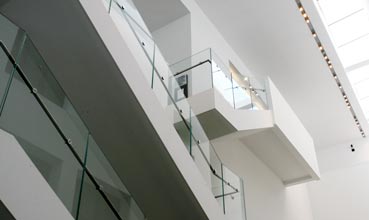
<box><xmin>317</xmin><ymin>0</ymin><xmax>369</xmax><ymax>122</ymax></box>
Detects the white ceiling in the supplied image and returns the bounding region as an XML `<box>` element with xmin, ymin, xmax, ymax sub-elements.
<box><xmin>192</xmin><ymin>0</ymin><xmax>365</xmax><ymax>148</ymax></box>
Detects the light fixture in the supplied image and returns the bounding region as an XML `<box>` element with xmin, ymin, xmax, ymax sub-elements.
<box><xmin>295</xmin><ymin>0</ymin><xmax>365</xmax><ymax>138</ymax></box>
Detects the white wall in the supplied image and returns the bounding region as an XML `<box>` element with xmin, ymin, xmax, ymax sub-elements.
<box><xmin>152</xmin><ymin>14</ymin><xmax>192</xmax><ymax>65</ymax></box>
<box><xmin>308</xmin><ymin>138</ymin><xmax>369</xmax><ymax>220</ymax></box>
<box><xmin>181</xmin><ymin>0</ymin><xmax>253</xmax><ymax>78</ymax></box>
<box><xmin>213</xmin><ymin>138</ymin><xmax>315</xmax><ymax>220</ymax></box>
<box><xmin>268</xmin><ymin>78</ymin><xmax>320</xmax><ymax>181</ymax></box>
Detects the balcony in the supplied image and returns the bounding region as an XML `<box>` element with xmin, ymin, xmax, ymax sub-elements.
<box><xmin>170</xmin><ymin>49</ymin><xmax>321</xmax><ymax>186</ymax></box>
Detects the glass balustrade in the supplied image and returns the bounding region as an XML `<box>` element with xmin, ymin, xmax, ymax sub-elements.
<box><xmin>105</xmin><ymin>1</ymin><xmax>247</xmax><ymax>218</ymax></box>
<box><xmin>222</xmin><ymin>165</ymin><xmax>247</xmax><ymax>220</ymax></box>
<box><xmin>0</xmin><ymin>15</ymin><xmax>145</xmax><ymax>220</ymax></box>
<box><xmin>170</xmin><ymin>48</ymin><xmax>268</xmax><ymax>110</ymax></box>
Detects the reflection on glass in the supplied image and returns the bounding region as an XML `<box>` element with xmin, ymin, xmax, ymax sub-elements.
<box><xmin>77</xmin><ymin>176</ymin><xmax>119</xmax><ymax>220</ymax></box>
<box><xmin>222</xmin><ymin>166</ymin><xmax>245</xmax><ymax>220</ymax></box>
<box><xmin>0</xmin><ymin>15</ymin><xmax>26</xmax><ymax>59</ymax></box>
<box><xmin>86</xmin><ymin>136</ymin><xmax>145</xmax><ymax>220</ymax></box>
<box><xmin>17</xmin><ymin>38</ymin><xmax>89</xmax><ymax>160</ymax></box>
<box><xmin>0</xmin><ymin>69</ymin><xmax>84</xmax><ymax>218</ymax></box>
<box><xmin>0</xmin><ymin>48</ymin><xmax>16</xmax><ymax>112</ymax></box>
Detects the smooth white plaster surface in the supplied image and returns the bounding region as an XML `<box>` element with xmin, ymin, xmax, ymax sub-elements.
<box><xmin>214</xmin><ymin>137</ymin><xmax>314</xmax><ymax>220</ymax></box>
<box><xmin>308</xmin><ymin>138</ymin><xmax>369</xmax><ymax>220</ymax></box>
<box><xmin>268</xmin><ymin>78</ymin><xmax>320</xmax><ymax>181</ymax></box>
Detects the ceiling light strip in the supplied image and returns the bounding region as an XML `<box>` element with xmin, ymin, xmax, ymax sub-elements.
<box><xmin>295</xmin><ymin>0</ymin><xmax>366</xmax><ymax>138</ymax></box>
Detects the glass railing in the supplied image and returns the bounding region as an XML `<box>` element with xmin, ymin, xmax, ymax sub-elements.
<box><xmin>106</xmin><ymin>1</ymin><xmax>247</xmax><ymax>218</ymax></box>
<box><xmin>170</xmin><ymin>48</ymin><xmax>268</xmax><ymax>110</ymax></box>
<box><xmin>0</xmin><ymin>14</ymin><xmax>145</xmax><ymax>220</ymax></box>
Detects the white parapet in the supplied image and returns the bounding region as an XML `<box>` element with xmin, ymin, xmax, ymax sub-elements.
<box><xmin>187</xmin><ymin>77</ymin><xmax>320</xmax><ymax>185</ymax></box>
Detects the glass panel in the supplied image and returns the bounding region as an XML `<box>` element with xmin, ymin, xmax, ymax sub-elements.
<box><xmin>17</xmin><ymin>38</ymin><xmax>89</xmax><ymax>160</ymax></box>
<box><xmin>77</xmin><ymin>176</ymin><xmax>119</xmax><ymax>220</ymax></box>
<box><xmin>211</xmin><ymin>51</ymin><xmax>235</xmax><ymax>107</ymax></box>
<box><xmin>232</xmin><ymin>76</ymin><xmax>252</xmax><ymax>110</ymax></box>
<box><xmin>169</xmin><ymin>49</ymin><xmax>212</xmax><ymax>97</ymax></box>
<box><xmin>152</xmin><ymin>58</ymin><xmax>193</xmax><ymax>150</ymax></box>
<box><xmin>190</xmin><ymin>136</ymin><xmax>210</xmax><ymax>183</ymax></box>
<box><xmin>118</xmin><ymin>8</ymin><xmax>155</xmax><ymax>85</ymax></box>
<box><xmin>152</xmin><ymin>66</ymin><xmax>193</xmax><ymax>153</ymax></box>
<box><xmin>0</xmin><ymin>49</ymin><xmax>16</xmax><ymax>110</ymax></box>
<box><xmin>0</xmin><ymin>69</ymin><xmax>84</xmax><ymax>218</ymax></box>
<box><xmin>249</xmin><ymin>77</ymin><xmax>268</xmax><ymax>110</ymax></box>
<box><xmin>209</xmin><ymin>146</ymin><xmax>224</xmax><ymax>210</ymax></box>
<box><xmin>222</xmin><ymin>165</ymin><xmax>246</xmax><ymax>220</ymax></box>
<box><xmin>0</xmin><ymin>15</ymin><xmax>26</xmax><ymax>59</ymax></box>
<box><xmin>123</xmin><ymin>10</ymin><xmax>155</xmax><ymax>63</ymax></box>
<box><xmin>174</xmin><ymin>107</ymin><xmax>192</xmax><ymax>153</ymax></box>
<box><xmin>337</xmin><ymin>33</ymin><xmax>369</xmax><ymax>67</ymax></box>
<box><xmin>317</xmin><ymin>0</ymin><xmax>363</xmax><ymax>24</ymax></box>
<box><xmin>190</xmin><ymin>111</ymin><xmax>224</xmax><ymax>208</ymax></box>
<box><xmin>86</xmin><ymin>136</ymin><xmax>145</xmax><ymax>220</ymax></box>
<box><xmin>152</xmin><ymin>68</ymin><xmax>170</xmax><ymax>108</ymax></box>
<box><xmin>232</xmin><ymin>75</ymin><xmax>268</xmax><ymax>110</ymax></box>
<box><xmin>328</xmin><ymin>10</ymin><xmax>369</xmax><ymax>47</ymax></box>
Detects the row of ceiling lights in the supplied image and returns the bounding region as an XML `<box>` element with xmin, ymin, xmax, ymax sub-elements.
<box><xmin>295</xmin><ymin>0</ymin><xmax>366</xmax><ymax>138</ymax></box>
